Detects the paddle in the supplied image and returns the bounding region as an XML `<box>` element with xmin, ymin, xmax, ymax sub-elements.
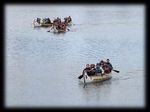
<box><xmin>47</xmin><ymin>25</ymin><xmax>54</xmax><ymax>32</ymax></box>
<box><xmin>78</xmin><ymin>69</ymin><xmax>84</xmax><ymax>79</ymax></box>
<box><xmin>78</xmin><ymin>74</ymin><xmax>83</xmax><ymax>79</ymax></box>
<box><xmin>83</xmin><ymin>71</ymin><xmax>87</xmax><ymax>88</ymax></box>
<box><xmin>113</xmin><ymin>69</ymin><xmax>120</xmax><ymax>73</ymax></box>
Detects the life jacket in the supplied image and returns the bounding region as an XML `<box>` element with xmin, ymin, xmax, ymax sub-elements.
<box><xmin>102</xmin><ymin>64</ymin><xmax>112</xmax><ymax>74</ymax></box>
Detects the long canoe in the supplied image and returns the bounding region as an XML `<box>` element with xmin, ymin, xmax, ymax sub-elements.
<box><xmin>32</xmin><ymin>19</ymin><xmax>52</xmax><ymax>27</ymax></box>
<box><xmin>33</xmin><ymin>22</ymin><xmax>52</xmax><ymax>27</ymax></box>
<box><xmin>80</xmin><ymin>72</ymin><xmax>112</xmax><ymax>84</ymax></box>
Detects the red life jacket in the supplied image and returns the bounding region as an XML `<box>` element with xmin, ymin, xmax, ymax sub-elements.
<box><xmin>102</xmin><ymin>64</ymin><xmax>111</xmax><ymax>74</ymax></box>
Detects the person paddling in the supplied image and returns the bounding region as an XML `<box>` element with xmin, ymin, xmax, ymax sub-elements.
<box><xmin>36</xmin><ymin>18</ymin><xmax>41</xmax><ymax>24</ymax></box>
<box><xmin>95</xmin><ymin>63</ymin><xmax>102</xmax><ymax>74</ymax></box>
<box><xmin>95</xmin><ymin>63</ymin><xmax>104</xmax><ymax>76</ymax></box>
<box><xmin>89</xmin><ymin>64</ymin><xmax>96</xmax><ymax>76</ymax></box>
<box><xmin>78</xmin><ymin>64</ymin><xmax>91</xmax><ymax>79</ymax></box>
<box><xmin>82</xmin><ymin>64</ymin><xmax>91</xmax><ymax>76</ymax></box>
<box><xmin>68</xmin><ymin>16</ymin><xmax>72</xmax><ymax>22</ymax></box>
<box><xmin>64</xmin><ymin>16</ymin><xmax>72</xmax><ymax>24</ymax></box>
<box><xmin>102</xmin><ymin>63</ymin><xmax>112</xmax><ymax>74</ymax></box>
<box><xmin>105</xmin><ymin>59</ymin><xmax>113</xmax><ymax>70</ymax></box>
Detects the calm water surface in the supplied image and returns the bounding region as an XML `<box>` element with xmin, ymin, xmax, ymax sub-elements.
<box><xmin>5</xmin><ymin>5</ymin><xmax>145</xmax><ymax>107</ymax></box>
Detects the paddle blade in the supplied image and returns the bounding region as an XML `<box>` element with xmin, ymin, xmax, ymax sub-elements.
<box><xmin>83</xmin><ymin>75</ymin><xmax>86</xmax><ymax>88</ymax></box>
<box><xmin>78</xmin><ymin>74</ymin><xmax>83</xmax><ymax>79</ymax></box>
<box><xmin>113</xmin><ymin>70</ymin><xmax>120</xmax><ymax>73</ymax></box>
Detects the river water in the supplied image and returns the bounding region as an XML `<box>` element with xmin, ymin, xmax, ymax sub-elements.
<box><xmin>5</xmin><ymin>5</ymin><xmax>145</xmax><ymax>108</ymax></box>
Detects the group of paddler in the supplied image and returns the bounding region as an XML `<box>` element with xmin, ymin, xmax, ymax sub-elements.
<box><xmin>33</xmin><ymin>16</ymin><xmax>72</xmax><ymax>33</ymax></box>
<box><xmin>78</xmin><ymin>59</ymin><xmax>119</xmax><ymax>79</ymax></box>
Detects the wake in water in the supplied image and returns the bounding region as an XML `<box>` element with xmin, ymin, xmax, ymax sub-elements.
<box><xmin>116</xmin><ymin>69</ymin><xmax>144</xmax><ymax>81</ymax></box>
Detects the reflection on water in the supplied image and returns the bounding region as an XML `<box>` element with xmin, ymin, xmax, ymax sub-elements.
<box><xmin>5</xmin><ymin>5</ymin><xmax>145</xmax><ymax>107</ymax></box>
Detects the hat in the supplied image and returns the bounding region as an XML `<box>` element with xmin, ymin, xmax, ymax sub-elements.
<box><xmin>100</xmin><ymin>60</ymin><xmax>104</xmax><ymax>63</ymax></box>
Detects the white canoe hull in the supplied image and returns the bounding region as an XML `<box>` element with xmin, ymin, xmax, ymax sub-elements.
<box><xmin>32</xmin><ymin>20</ymin><xmax>52</xmax><ymax>28</ymax></box>
<box><xmin>80</xmin><ymin>72</ymin><xmax>112</xmax><ymax>84</ymax></box>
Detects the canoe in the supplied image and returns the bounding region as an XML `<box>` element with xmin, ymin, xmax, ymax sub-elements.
<box><xmin>40</xmin><ymin>23</ymin><xmax>52</xmax><ymax>27</ymax></box>
<box><xmin>48</xmin><ymin>25</ymin><xmax>67</xmax><ymax>33</ymax></box>
<box><xmin>80</xmin><ymin>72</ymin><xmax>112</xmax><ymax>84</ymax></box>
<box><xmin>32</xmin><ymin>21</ymin><xmax>41</xmax><ymax>27</ymax></box>
<box><xmin>33</xmin><ymin>22</ymin><xmax>52</xmax><ymax>27</ymax></box>
<box><xmin>32</xmin><ymin>20</ymin><xmax>52</xmax><ymax>27</ymax></box>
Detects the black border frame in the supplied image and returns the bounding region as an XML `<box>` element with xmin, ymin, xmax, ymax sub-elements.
<box><xmin>1</xmin><ymin>0</ymin><xmax>148</xmax><ymax>111</ymax></box>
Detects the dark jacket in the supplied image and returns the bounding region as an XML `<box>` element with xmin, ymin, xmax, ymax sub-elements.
<box><xmin>106</xmin><ymin>62</ymin><xmax>113</xmax><ymax>69</ymax></box>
